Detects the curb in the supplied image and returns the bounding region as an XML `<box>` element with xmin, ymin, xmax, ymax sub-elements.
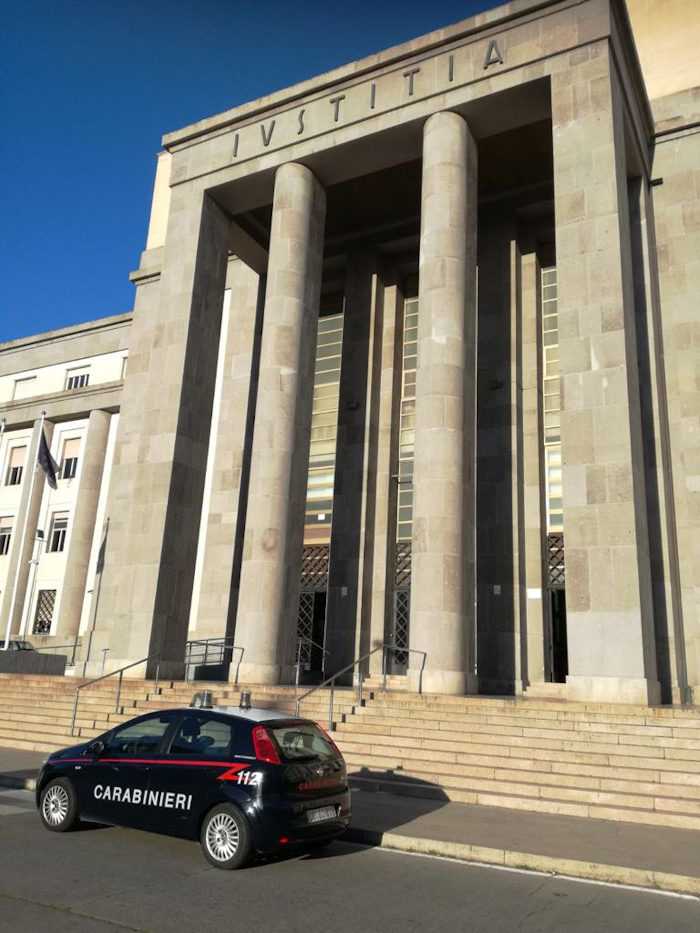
<box><xmin>344</xmin><ymin>827</ymin><xmax>700</xmax><ymax>898</ymax></box>
<box><xmin>0</xmin><ymin>775</ymin><xmax>36</xmax><ymax>791</ymax></box>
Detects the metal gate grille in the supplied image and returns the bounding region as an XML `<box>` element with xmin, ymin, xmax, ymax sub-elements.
<box><xmin>392</xmin><ymin>589</ymin><xmax>410</xmax><ymax>668</ymax></box>
<box><xmin>390</xmin><ymin>542</ymin><xmax>412</xmax><ymax>672</ymax></box>
<box><xmin>300</xmin><ymin>545</ymin><xmax>329</xmax><ymax>591</ymax></box>
<box><xmin>547</xmin><ymin>533</ymin><xmax>565</xmax><ymax>588</ymax></box>
<box><xmin>297</xmin><ymin>545</ymin><xmax>329</xmax><ymax>666</ymax></box>
<box><xmin>32</xmin><ymin>589</ymin><xmax>56</xmax><ymax>635</ymax></box>
<box><xmin>297</xmin><ymin>592</ymin><xmax>315</xmax><ymax>668</ymax></box>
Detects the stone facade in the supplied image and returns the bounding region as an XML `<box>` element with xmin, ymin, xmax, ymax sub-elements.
<box><xmin>1</xmin><ymin>0</ymin><xmax>699</xmax><ymax>704</ymax></box>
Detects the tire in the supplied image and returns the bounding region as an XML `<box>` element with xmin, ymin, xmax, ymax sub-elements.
<box><xmin>200</xmin><ymin>804</ymin><xmax>251</xmax><ymax>870</ymax></box>
<box><xmin>39</xmin><ymin>778</ymin><xmax>79</xmax><ymax>833</ymax></box>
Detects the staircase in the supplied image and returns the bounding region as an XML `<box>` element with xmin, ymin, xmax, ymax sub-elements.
<box><xmin>334</xmin><ymin>689</ymin><xmax>700</xmax><ymax>832</ymax></box>
<box><xmin>0</xmin><ymin>674</ymin><xmax>353</xmax><ymax>752</ymax></box>
<box><xmin>2</xmin><ymin>673</ymin><xmax>700</xmax><ymax>832</ymax></box>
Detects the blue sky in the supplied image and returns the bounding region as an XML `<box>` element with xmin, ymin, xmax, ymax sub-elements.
<box><xmin>1</xmin><ymin>0</ymin><xmax>498</xmax><ymax>343</ymax></box>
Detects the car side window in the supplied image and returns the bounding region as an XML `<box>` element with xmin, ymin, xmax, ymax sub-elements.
<box><xmin>168</xmin><ymin>714</ymin><xmax>234</xmax><ymax>760</ymax></box>
<box><xmin>103</xmin><ymin>714</ymin><xmax>174</xmax><ymax>758</ymax></box>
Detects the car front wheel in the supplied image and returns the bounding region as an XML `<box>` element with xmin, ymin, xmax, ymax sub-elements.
<box><xmin>39</xmin><ymin>778</ymin><xmax>79</xmax><ymax>832</ymax></box>
<box><xmin>200</xmin><ymin>804</ymin><xmax>251</xmax><ymax>870</ymax></box>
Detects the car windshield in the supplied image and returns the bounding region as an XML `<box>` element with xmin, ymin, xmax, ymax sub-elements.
<box><xmin>271</xmin><ymin>722</ymin><xmax>337</xmax><ymax>762</ymax></box>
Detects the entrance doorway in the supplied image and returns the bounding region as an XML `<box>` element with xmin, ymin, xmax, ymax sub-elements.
<box><xmin>297</xmin><ymin>590</ymin><xmax>327</xmax><ymax>684</ymax></box>
<box><xmin>549</xmin><ymin>588</ymin><xmax>568</xmax><ymax>683</ymax></box>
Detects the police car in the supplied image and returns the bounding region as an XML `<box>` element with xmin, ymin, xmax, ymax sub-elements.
<box><xmin>36</xmin><ymin>694</ymin><xmax>351</xmax><ymax>869</ymax></box>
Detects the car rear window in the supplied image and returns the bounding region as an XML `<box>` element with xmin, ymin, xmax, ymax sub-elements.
<box><xmin>270</xmin><ymin>722</ymin><xmax>337</xmax><ymax>761</ymax></box>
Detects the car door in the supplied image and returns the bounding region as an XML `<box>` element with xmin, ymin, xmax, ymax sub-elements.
<box><xmin>146</xmin><ymin>712</ymin><xmax>239</xmax><ymax>837</ymax></box>
<box><xmin>78</xmin><ymin>711</ymin><xmax>179</xmax><ymax>828</ymax></box>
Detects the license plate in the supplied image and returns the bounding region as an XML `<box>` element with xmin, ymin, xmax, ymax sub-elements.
<box><xmin>307</xmin><ymin>806</ymin><xmax>337</xmax><ymax>824</ymax></box>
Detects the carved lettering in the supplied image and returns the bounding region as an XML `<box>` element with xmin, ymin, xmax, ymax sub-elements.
<box><xmin>403</xmin><ymin>67</ymin><xmax>420</xmax><ymax>96</ymax></box>
<box><xmin>329</xmin><ymin>94</ymin><xmax>345</xmax><ymax>122</ymax></box>
<box><xmin>260</xmin><ymin>120</ymin><xmax>276</xmax><ymax>146</ymax></box>
<box><xmin>483</xmin><ymin>39</ymin><xmax>504</xmax><ymax>69</ymax></box>
<box><xmin>227</xmin><ymin>33</ymin><xmax>513</xmax><ymax>167</ymax></box>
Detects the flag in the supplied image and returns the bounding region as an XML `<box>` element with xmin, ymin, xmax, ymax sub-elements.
<box><xmin>38</xmin><ymin>429</ymin><xmax>59</xmax><ymax>489</ymax></box>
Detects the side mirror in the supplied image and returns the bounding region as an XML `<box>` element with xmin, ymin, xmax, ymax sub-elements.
<box><xmin>87</xmin><ymin>740</ymin><xmax>104</xmax><ymax>757</ymax></box>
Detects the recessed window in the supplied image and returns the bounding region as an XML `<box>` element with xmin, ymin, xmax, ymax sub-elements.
<box><xmin>5</xmin><ymin>446</ymin><xmax>26</xmax><ymax>486</ymax></box>
<box><xmin>12</xmin><ymin>376</ymin><xmax>37</xmax><ymax>401</ymax></box>
<box><xmin>0</xmin><ymin>519</ymin><xmax>12</xmax><ymax>556</ymax></box>
<box><xmin>48</xmin><ymin>512</ymin><xmax>69</xmax><ymax>553</ymax></box>
<box><xmin>60</xmin><ymin>437</ymin><xmax>80</xmax><ymax>480</ymax></box>
<box><xmin>32</xmin><ymin>589</ymin><xmax>56</xmax><ymax>635</ymax></box>
<box><xmin>65</xmin><ymin>368</ymin><xmax>90</xmax><ymax>391</ymax></box>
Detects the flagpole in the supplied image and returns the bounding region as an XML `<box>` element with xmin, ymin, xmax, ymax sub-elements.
<box><xmin>2</xmin><ymin>411</ymin><xmax>46</xmax><ymax>651</ymax></box>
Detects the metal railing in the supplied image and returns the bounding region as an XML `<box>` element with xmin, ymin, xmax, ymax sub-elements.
<box><xmin>294</xmin><ymin>635</ymin><xmax>330</xmax><ymax>688</ymax></box>
<box><xmin>295</xmin><ymin>643</ymin><xmax>427</xmax><ymax>731</ymax></box>
<box><xmin>70</xmin><ymin>654</ymin><xmax>161</xmax><ymax>737</ymax></box>
<box><xmin>31</xmin><ymin>636</ymin><xmax>81</xmax><ymax>666</ymax></box>
<box><xmin>184</xmin><ymin>637</ymin><xmax>244</xmax><ymax>684</ymax></box>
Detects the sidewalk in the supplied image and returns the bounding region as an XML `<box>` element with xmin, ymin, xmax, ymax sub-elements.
<box><xmin>3</xmin><ymin>745</ymin><xmax>699</xmax><ymax>896</ymax></box>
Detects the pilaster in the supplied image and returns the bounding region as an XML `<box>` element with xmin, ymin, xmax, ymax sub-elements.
<box><xmin>552</xmin><ymin>53</ymin><xmax>659</xmax><ymax>704</ymax></box>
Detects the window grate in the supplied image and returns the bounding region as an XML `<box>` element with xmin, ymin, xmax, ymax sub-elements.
<box><xmin>390</xmin><ymin>590</ymin><xmax>410</xmax><ymax>671</ymax></box>
<box><xmin>547</xmin><ymin>533</ymin><xmax>565</xmax><ymax>588</ymax></box>
<box><xmin>32</xmin><ymin>589</ymin><xmax>56</xmax><ymax>635</ymax></box>
<box><xmin>297</xmin><ymin>593</ymin><xmax>315</xmax><ymax>668</ymax></box>
<box><xmin>300</xmin><ymin>544</ymin><xmax>330</xmax><ymax>592</ymax></box>
<box><xmin>395</xmin><ymin>541</ymin><xmax>412</xmax><ymax>588</ymax></box>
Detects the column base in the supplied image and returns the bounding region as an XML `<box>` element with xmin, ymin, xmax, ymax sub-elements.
<box><xmin>566</xmin><ymin>675</ymin><xmax>661</xmax><ymax>706</ymax></box>
<box><xmin>235</xmin><ymin>661</ymin><xmax>282</xmax><ymax>685</ymax></box>
<box><xmin>407</xmin><ymin>668</ymin><xmax>478</xmax><ymax>695</ymax></box>
<box><xmin>688</xmin><ymin>684</ymin><xmax>700</xmax><ymax>706</ymax></box>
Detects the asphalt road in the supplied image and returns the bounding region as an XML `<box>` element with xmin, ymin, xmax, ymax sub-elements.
<box><xmin>1</xmin><ymin>787</ymin><xmax>699</xmax><ymax>933</ymax></box>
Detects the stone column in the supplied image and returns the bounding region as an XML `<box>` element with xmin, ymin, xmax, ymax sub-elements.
<box><xmin>408</xmin><ymin>111</ymin><xmax>478</xmax><ymax>695</ymax></box>
<box><xmin>552</xmin><ymin>57</ymin><xmax>659</xmax><ymax>704</ymax></box>
<box><xmin>0</xmin><ymin>418</ymin><xmax>52</xmax><ymax>639</ymax></box>
<box><xmin>53</xmin><ymin>410</ymin><xmax>111</xmax><ymax>643</ymax></box>
<box><xmin>92</xmin><ymin>187</ymin><xmax>231</xmax><ymax>678</ymax></box>
<box><xmin>236</xmin><ymin>162</ymin><xmax>326</xmax><ymax>684</ymax></box>
<box><xmin>190</xmin><ymin>258</ymin><xmax>263</xmax><ymax>640</ymax></box>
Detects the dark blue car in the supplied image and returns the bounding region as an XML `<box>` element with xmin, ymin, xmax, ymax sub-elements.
<box><xmin>36</xmin><ymin>700</ymin><xmax>351</xmax><ymax>869</ymax></box>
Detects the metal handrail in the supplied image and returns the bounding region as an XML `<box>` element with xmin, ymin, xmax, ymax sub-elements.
<box><xmin>32</xmin><ymin>637</ymin><xmax>81</xmax><ymax>665</ymax></box>
<box><xmin>295</xmin><ymin>643</ymin><xmax>427</xmax><ymax>731</ymax></box>
<box><xmin>184</xmin><ymin>637</ymin><xmax>244</xmax><ymax>684</ymax></box>
<box><xmin>70</xmin><ymin>653</ymin><xmax>161</xmax><ymax>737</ymax></box>
<box><xmin>294</xmin><ymin>635</ymin><xmax>330</xmax><ymax>688</ymax></box>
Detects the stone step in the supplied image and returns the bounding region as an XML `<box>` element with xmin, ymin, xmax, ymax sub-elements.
<box><xmin>339</xmin><ymin>723</ymin><xmax>700</xmax><ymax>773</ymax></box>
<box><xmin>356</xmin><ymin>700</ymin><xmax>700</xmax><ymax>731</ymax></box>
<box><xmin>337</xmin><ymin>737</ymin><xmax>700</xmax><ymax>801</ymax></box>
<box><xmin>346</xmin><ymin>772</ymin><xmax>700</xmax><ymax>831</ymax></box>
<box><xmin>333</xmin><ymin>731</ymin><xmax>700</xmax><ymax>790</ymax></box>
<box><xmin>344</xmin><ymin>711</ymin><xmax>700</xmax><ymax>757</ymax></box>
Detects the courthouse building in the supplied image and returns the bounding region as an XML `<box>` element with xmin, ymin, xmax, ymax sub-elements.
<box><xmin>1</xmin><ymin>0</ymin><xmax>699</xmax><ymax>704</ymax></box>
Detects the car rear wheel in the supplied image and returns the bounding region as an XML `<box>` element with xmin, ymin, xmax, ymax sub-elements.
<box><xmin>39</xmin><ymin>778</ymin><xmax>79</xmax><ymax>832</ymax></box>
<box><xmin>200</xmin><ymin>804</ymin><xmax>251</xmax><ymax>870</ymax></box>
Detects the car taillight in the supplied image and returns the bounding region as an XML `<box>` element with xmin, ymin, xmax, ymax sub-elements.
<box><xmin>252</xmin><ymin>725</ymin><xmax>281</xmax><ymax>764</ymax></box>
<box><xmin>319</xmin><ymin>725</ymin><xmax>341</xmax><ymax>757</ymax></box>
